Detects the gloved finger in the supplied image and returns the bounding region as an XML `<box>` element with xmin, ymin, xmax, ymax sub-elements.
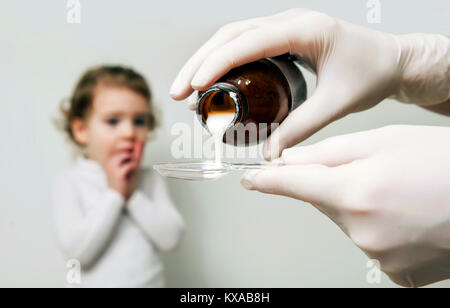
<box><xmin>186</xmin><ymin>91</ymin><xmax>198</xmax><ymax>111</ymax></box>
<box><xmin>189</xmin><ymin>9</ymin><xmax>336</xmax><ymax>90</ymax></box>
<box><xmin>240</xmin><ymin>164</ymin><xmax>348</xmax><ymax>207</ymax></box>
<box><xmin>191</xmin><ymin>25</ymin><xmax>293</xmax><ymax>90</ymax></box>
<box><xmin>262</xmin><ymin>87</ymin><xmax>348</xmax><ymax>161</ymax></box>
<box><xmin>170</xmin><ymin>21</ymin><xmax>257</xmax><ymax>100</ymax></box>
<box><xmin>281</xmin><ymin>129</ymin><xmax>384</xmax><ymax>167</ymax></box>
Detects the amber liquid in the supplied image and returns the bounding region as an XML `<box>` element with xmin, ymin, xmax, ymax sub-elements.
<box><xmin>198</xmin><ymin>59</ymin><xmax>291</xmax><ymax>146</ymax></box>
<box><xmin>202</xmin><ymin>91</ymin><xmax>237</xmax><ymax>115</ymax></box>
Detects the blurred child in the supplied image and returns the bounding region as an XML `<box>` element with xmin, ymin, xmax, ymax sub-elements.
<box><xmin>51</xmin><ymin>66</ymin><xmax>185</xmax><ymax>288</ymax></box>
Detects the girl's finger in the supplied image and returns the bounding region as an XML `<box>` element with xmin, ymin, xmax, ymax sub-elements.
<box><xmin>106</xmin><ymin>152</ymin><xmax>131</xmax><ymax>168</ymax></box>
<box><xmin>119</xmin><ymin>142</ymin><xmax>143</xmax><ymax>179</ymax></box>
<box><xmin>119</xmin><ymin>161</ymin><xmax>137</xmax><ymax>180</ymax></box>
<box><xmin>117</xmin><ymin>153</ymin><xmax>133</xmax><ymax>167</ymax></box>
<box><xmin>132</xmin><ymin>140</ymin><xmax>144</xmax><ymax>164</ymax></box>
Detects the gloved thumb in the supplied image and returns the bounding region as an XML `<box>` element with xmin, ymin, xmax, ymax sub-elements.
<box><xmin>263</xmin><ymin>87</ymin><xmax>348</xmax><ymax>161</ymax></box>
<box><xmin>240</xmin><ymin>164</ymin><xmax>344</xmax><ymax>207</ymax></box>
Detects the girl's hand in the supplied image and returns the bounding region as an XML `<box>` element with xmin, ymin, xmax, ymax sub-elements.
<box><xmin>105</xmin><ymin>141</ymin><xmax>144</xmax><ymax>200</ymax></box>
<box><xmin>241</xmin><ymin>125</ymin><xmax>450</xmax><ymax>287</ymax></box>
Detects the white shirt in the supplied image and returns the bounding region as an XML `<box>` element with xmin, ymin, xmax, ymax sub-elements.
<box><xmin>50</xmin><ymin>155</ymin><xmax>185</xmax><ymax>288</ymax></box>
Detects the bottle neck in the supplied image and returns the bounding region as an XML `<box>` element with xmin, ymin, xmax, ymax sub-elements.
<box><xmin>196</xmin><ymin>82</ymin><xmax>247</xmax><ymax>131</ymax></box>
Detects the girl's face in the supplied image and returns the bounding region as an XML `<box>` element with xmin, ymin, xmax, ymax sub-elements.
<box><xmin>73</xmin><ymin>85</ymin><xmax>150</xmax><ymax>168</ymax></box>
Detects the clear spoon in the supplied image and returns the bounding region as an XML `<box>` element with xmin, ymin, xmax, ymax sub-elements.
<box><xmin>153</xmin><ymin>161</ymin><xmax>284</xmax><ymax>181</ymax></box>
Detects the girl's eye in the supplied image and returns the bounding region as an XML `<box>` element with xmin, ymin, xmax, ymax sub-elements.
<box><xmin>134</xmin><ymin>118</ymin><xmax>147</xmax><ymax>127</ymax></box>
<box><xmin>107</xmin><ymin>118</ymin><xmax>119</xmax><ymax>126</ymax></box>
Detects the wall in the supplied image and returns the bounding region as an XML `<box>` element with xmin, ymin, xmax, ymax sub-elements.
<box><xmin>0</xmin><ymin>0</ymin><xmax>449</xmax><ymax>287</ymax></box>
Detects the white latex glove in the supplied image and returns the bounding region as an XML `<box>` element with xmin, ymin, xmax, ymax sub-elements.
<box><xmin>169</xmin><ymin>8</ymin><xmax>450</xmax><ymax>160</ymax></box>
<box><xmin>240</xmin><ymin>125</ymin><xmax>450</xmax><ymax>288</ymax></box>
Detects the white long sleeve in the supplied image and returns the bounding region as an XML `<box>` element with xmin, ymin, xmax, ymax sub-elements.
<box><xmin>127</xmin><ymin>172</ymin><xmax>185</xmax><ymax>252</ymax></box>
<box><xmin>51</xmin><ymin>175</ymin><xmax>125</xmax><ymax>268</ymax></box>
<box><xmin>50</xmin><ymin>155</ymin><xmax>184</xmax><ymax>288</ymax></box>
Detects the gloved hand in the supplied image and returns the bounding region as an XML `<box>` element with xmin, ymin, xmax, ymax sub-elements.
<box><xmin>169</xmin><ymin>8</ymin><xmax>450</xmax><ymax>160</ymax></box>
<box><xmin>240</xmin><ymin>125</ymin><xmax>450</xmax><ymax>287</ymax></box>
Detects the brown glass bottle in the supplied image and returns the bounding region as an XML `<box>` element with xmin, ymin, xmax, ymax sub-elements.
<box><xmin>196</xmin><ymin>54</ymin><xmax>307</xmax><ymax>146</ymax></box>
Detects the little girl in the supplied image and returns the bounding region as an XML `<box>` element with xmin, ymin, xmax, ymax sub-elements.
<box><xmin>51</xmin><ymin>65</ymin><xmax>185</xmax><ymax>288</ymax></box>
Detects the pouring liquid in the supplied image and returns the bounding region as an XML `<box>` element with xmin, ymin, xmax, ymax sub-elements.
<box><xmin>206</xmin><ymin>111</ymin><xmax>235</xmax><ymax>166</ymax></box>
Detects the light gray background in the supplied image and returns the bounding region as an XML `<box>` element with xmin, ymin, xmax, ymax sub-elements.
<box><xmin>0</xmin><ymin>0</ymin><xmax>449</xmax><ymax>287</ymax></box>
